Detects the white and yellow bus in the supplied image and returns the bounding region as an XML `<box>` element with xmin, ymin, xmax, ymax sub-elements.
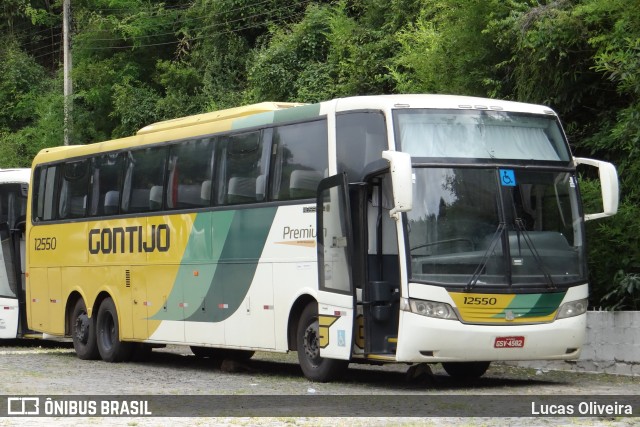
<box><xmin>26</xmin><ymin>95</ymin><xmax>618</xmax><ymax>381</ymax></box>
<box><xmin>0</xmin><ymin>168</ymin><xmax>36</xmax><ymax>339</ymax></box>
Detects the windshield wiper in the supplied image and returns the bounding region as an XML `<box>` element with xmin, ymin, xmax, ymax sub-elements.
<box><xmin>466</xmin><ymin>222</ymin><xmax>505</xmax><ymax>291</ymax></box>
<box><xmin>514</xmin><ymin>218</ymin><xmax>556</xmax><ymax>289</ymax></box>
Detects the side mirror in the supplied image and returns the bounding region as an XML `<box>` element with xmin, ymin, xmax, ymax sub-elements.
<box><xmin>574</xmin><ymin>157</ymin><xmax>619</xmax><ymax>221</ymax></box>
<box><xmin>382</xmin><ymin>150</ymin><xmax>413</xmax><ymax>219</ymax></box>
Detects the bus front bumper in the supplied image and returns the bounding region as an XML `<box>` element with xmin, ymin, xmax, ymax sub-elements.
<box><xmin>395</xmin><ymin>311</ymin><xmax>586</xmax><ymax>362</ymax></box>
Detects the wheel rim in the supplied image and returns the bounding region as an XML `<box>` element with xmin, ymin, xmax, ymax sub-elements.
<box><xmin>74</xmin><ymin>312</ymin><xmax>90</xmax><ymax>345</ymax></box>
<box><xmin>303</xmin><ymin>319</ymin><xmax>321</xmax><ymax>367</ymax></box>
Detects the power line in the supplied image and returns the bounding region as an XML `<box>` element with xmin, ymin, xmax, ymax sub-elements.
<box><xmin>80</xmin><ymin>9</ymin><xmax>308</xmax><ymax>51</ymax></box>
<box><xmin>76</xmin><ymin>0</ymin><xmax>305</xmax><ymax>41</ymax></box>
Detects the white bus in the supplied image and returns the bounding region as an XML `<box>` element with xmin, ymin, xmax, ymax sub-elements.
<box><xmin>26</xmin><ymin>95</ymin><xmax>618</xmax><ymax>381</ymax></box>
<box><xmin>0</xmin><ymin>168</ymin><xmax>35</xmax><ymax>339</ymax></box>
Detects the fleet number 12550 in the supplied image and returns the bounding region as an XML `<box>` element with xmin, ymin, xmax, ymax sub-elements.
<box><xmin>34</xmin><ymin>237</ymin><xmax>57</xmax><ymax>251</ymax></box>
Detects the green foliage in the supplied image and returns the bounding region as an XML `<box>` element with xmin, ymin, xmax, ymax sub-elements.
<box><xmin>390</xmin><ymin>0</ymin><xmax>510</xmax><ymax>96</ymax></box>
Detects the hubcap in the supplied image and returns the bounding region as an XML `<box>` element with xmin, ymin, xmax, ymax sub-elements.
<box><xmin>303</xmin><ymin>321</ymin><xmax>320</xmax><ymax>364</ymax></box>
<box><xmin>74</xmin><ymin>313</ymin><xmax>90</xmax><ymax>344</ymax></box>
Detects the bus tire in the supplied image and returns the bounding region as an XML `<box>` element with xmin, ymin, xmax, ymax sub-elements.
<box><xmin>296</xmin><ymin>303</ymin><xmax>348</xmax><ymax>382</ymax></box>
<box><xmin>190</xmin><ymin>346</ymin><xmax>255</xmax><ymax>360</ymax></box>
<box><xmin>442</xmin><ymin>361</ymin><xmax>491</xmax><ymax>378</ymax></box>
<box><xmin>96</xmin><ymin>297</ymin><xmax>133</xmax><ymax>363</ymax></box>
<box><xmin>71</xmin><ymin>299</ymin><xmax>99</xmax><ymax>360</ymax></box>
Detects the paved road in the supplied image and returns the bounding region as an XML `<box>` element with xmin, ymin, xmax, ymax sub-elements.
<box><xmin>0</xmin><ymin>339</ymin><xmax>637</xmax><ymax>426</ymax></box>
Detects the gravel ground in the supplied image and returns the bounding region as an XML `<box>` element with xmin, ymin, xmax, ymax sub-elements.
<box><xmin>0</xmin><ymin>339</ymin><xmax>637</xmax><ymax>426</ymax></box>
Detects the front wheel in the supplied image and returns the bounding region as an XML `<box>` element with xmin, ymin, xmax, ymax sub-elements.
<box><xmin>296</xmin><ymin>303</ymin><xmax>348</xmax><ymax>382</ymax></box>
<box><xmin>442</xmin><ymin>361</ymin><xmax>491</xmax><ymax>378</ymax></box>
<box><xmin>71</xmin><ymin>299</ymin><xmax>99</xmax><ymax>360</ymax></box>
<box><xmin>96</xmin><ymin>297</ymin><xmax>133</xmax><ymax>362</ymax></box>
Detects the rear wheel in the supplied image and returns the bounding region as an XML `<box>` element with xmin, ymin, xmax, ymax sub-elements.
<box><xmin>96</xmin><ymin>297</ymin><xmax>133</xmax><ymax>362</ymax></box>
<box><xmin>296</xmin><ymin>303</ymin><xmax>348</xmax><ymax>382</ymax></box>
<box><xmin>71</xmin><ymin>299</ymin><xmax>99</xmax><ymax>360</ymax></box>
<box><xmin>442</xmin><ymin>361</ymin><xmax>491</xmax><ymax>378</ymax></box>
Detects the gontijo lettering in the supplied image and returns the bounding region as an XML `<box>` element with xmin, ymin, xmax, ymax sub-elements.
<box><xmin>88</xmin><ymin>224</ymin><xmax>170</xmax><ymax>254</ymax></box>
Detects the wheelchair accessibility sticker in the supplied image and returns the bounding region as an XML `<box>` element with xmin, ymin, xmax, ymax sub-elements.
<box><xmin>500</xmin><ymin>169</ymin><xmax>516</xmax><ymax>187</ymax></box>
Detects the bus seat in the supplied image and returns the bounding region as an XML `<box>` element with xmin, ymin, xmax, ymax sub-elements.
<box><xmin>127</xmin><ymin>188</ymin><xmax>149</xmax><ymax>212</ymax></box>
<box><xmin>69</xmin><ymin>196</ymin><xmax>86</xmax><ymax>217</ymax></box>
<box><xmin>289</xmin><ymin>170</ymin><xmax>322</xmax><ymax>199</ymax></box>
<box><xmin>176</xmin><ymin>184</ymin><xmax>202</xmax><ymax>207</ymax></box>
<box><xmin>104</xmin><ymin>191</ymin><xmax>119</xmax><ymax>215</ymax></box>
<box><xmin>256</xmin><ymin>175</ymin><xmax>266</xmax><ymax>201</ymax></box>
<box><xmin>227</xmin><ymin>177</ymin><xmax>256</xmax><ymax>204</ymax></box>
<box><xmin>149</xmin><ymin>186</ymin><xmax>162</xmax><ymax>210</ymax></box>
<box><xmin>201</xmin><ymin>180</ymin><xmax>212</xmax><ymax>203</ymax></box>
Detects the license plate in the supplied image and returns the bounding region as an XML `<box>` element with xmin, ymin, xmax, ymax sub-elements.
<box><xmin>494</xmin><ymin>336</ymin><xmax>525</xmax><ymax>348</ymax></box>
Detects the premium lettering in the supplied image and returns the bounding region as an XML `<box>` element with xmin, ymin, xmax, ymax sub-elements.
<box><xmin>89</xmin><ymin>224</ymin><xmax>170</xmax><ymax>254</ymax></box>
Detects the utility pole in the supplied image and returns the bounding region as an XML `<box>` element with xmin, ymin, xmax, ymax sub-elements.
<box><xmin>63</xmin><ymin>0</ymin><xmax>72</xmax><ymax>145</ymax></box>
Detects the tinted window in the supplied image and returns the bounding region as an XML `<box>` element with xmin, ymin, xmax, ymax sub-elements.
<box><xmin>336</xmin><ymin>112</ymin><xmax>387</xmax><ymax>182</ymax></box>
<box><xmin>219</xmin><ymin>131</ymin><xmax>268</xmax><ymax>205</ymax></box>
<box><xmin>33</xmin><ymin>166</ymin><xmax>59</xmax><ymax>222</ymax></box>
<box><xmin>167</xmin><ymin>138</ymin><xmax>214</xmax><ymax>209</ymax></box>
<box><xmin>90</xmin><ymin>153</ymin><xmax>125</xmax><ymax>216</ymax></box>
<box><xmin>122</xmin><ymin>147</ymin><xmax>168</xmax><ymax>213</ymax></box>
<box><xmin>270</xmin><ymin>120</ymin><xmax>328</xmax><ymax>201</ymax></box>
<box><xmin>58</xmin><ymin>160</ymin><xmax>90</xmax><ymax>219</ymax></box>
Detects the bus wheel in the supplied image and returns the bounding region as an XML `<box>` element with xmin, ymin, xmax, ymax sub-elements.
<box><xmin>442</xmin><ymin>361</ymin><xmax>491</xmax><ymax>378</ymax></box>
<box><xmin>296</xmin><ymin>303</ymin><xmax>348</xmax><ymax>382</ymax></box>
<box><xmin>190</xmin><ymin>346</ymin><xmax>255</xmax><ymax>360</ymax></box>
<box><xmin>71</xmin><ymin>299</ymin><xmax>99</xmax><ymax>360</ymax></box>
<box><xmin>96</xmin><ymin>297</ymin><xmax>133</xmax><ymax>362</ymax></box>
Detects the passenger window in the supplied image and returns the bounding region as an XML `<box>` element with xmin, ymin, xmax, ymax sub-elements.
<box><xmin>122</xmin><ymin>147</ymin><xmax>168</xmax><ymax>213</ymax></box>
<box><xmin>166</xmin><ymin>138</ymin><xmax>214</xmax><ymax>209</ymax></box>
<box><xmin>33</xmin><ymin>166</ymin><xmax>59</xmax><ymax>222</ymax></box>
<box><xmin>90</xmin><ymin>153</ymin><xmax>125</xmax><ymax>216</ymax></box>
<box><xmin>58</xmin><ymin>160</ymin><xmax>90</xmax><ymax>219</ymax></box>
<box><xmin>219</xmin><ymin>131</ymin><xmax>268</xmax><ymax>205</ymax></box>
<box><xmin>270</xmin><ymin>120</ymin><xmax>328</xmax><ymax>201</ymax></box>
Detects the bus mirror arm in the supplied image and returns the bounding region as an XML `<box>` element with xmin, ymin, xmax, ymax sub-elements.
<box><xmin>382</xmin><ymin>151</ymin><xmax>413</xmax><ymax>220</ymax></box>
<box><xmin>574</xmin><ymin>157</ymin><xmax>619</xmax><ymax>221</ymax></box>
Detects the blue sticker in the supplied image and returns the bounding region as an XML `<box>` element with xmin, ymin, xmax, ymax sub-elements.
<box><xmin>338</xmin><ymin>330</ymin><xmax>345</xmax><ymax>347</ymax></box>
<box><xmin>499</xmin><ymin>169</ymin><xmax>516</xmax><ymax>187</ymax></box>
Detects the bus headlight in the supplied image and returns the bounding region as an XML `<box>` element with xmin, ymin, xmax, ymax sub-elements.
<box><xmin>556</xmin><ymin>298</ymin><xmax>588</xmax><ymax>319</ymax></box>
<box><xmin>401</xmin><ymin>298</ymin><xmax>458</xmax><ymax>320</ymax></box>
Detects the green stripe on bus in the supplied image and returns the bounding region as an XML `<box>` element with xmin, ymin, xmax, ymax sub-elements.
<box><xmin>492</xmin><ymin>292</ymin><xmax>566</xmax><ymax>319</ymax></box>
<box><xmin>189</xmin><ymin>207</ymin><xmax>277</xmax><ymax>322</ymax></box>
<box><xmin>231</xmin><ymin>103</ymin><xmax>321</xmax><ymax>129</ymax></box>
<box><xmin>151</xmin><ymin>207</ymin><xmax>277</xmax><ymax>322</ymax></box>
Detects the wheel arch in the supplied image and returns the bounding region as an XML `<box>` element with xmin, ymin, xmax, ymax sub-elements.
<box><xmin>64</xmin><ymin>291</ymin><xmax>83</xmax><ymax>336</ymax></box>
<box><xmin>287</xmin><ymin>294</ymin><xmax>316</xmax><ymax>351</ymax></box>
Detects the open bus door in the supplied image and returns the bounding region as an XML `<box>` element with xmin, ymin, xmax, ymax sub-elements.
<box><xmin>0</xmin><ymin>182</ymin><xmax>32</xmax><ymax>339</ymax></box>
<box><xmin>315</xmin><ymin>174</ymin><xmax>355</xmax><ymax>361</ymax></box>
<box><xmin>0</xmin><ymin>221</ymin><xmax>19</xmax><ymax>338</ymax></box>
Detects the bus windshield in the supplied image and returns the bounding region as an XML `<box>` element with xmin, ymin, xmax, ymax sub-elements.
<box><xmin>407</xmin><ymin>167</ymin><xmax>586</xmax><ymax>288</ymax></box>
<box><xmin>394</xmin><ymin>109</ymin><xmax>570</xmax><ymax>161</ymax></box>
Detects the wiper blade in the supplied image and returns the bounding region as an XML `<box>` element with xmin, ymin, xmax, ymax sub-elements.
<box><xmin>466</xmin><ymin>222</ymin><xmax>505</xmax><ymax>291</ymax></box>
<box><xmin>514</xmin><ymin>218</ymin><xmax>556</xmax><ymax>289</ymax></box>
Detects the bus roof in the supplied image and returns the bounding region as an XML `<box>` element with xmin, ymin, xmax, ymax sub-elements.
<box><xmin>136</xmin><ymin>102</ymin><xmax>305</xmax><ymax>135</ymax></box>
<box><xmin>0</xmin><ymin>168</ymin><xmax>30</xmax><ymax>184</ymax></box>
<box><xmin>333</xmin><ymin>94</ymin><xmax>558</xmax><ymax>116</ymax></box>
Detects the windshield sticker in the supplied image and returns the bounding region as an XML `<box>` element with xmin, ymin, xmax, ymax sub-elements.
<box><xmin>499</xmin><ymin>169</ymin><xmax>516</xmax><ymax>187</ymax></box>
